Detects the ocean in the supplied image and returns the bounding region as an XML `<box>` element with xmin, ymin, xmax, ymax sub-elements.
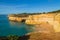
<box><xmin>0</xmin><ymin>15</ymin><xmax>34</xmax><ymax>36</ymax></box>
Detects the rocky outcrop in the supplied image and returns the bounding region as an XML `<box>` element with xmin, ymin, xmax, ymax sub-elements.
<box><xmin>8</xmin><ymin>14</ymin><xmax>28</xmax><ymax>22</ymax></box>
<box><xmin>8</xmin><ymin>17</ymin><xmax>22</xmax><ymax>22</ymax></box>
<box><xmin>25</xmin><ymin>13</ymin><xmax>56</xmax><ymax>24</ymax></box>
<box><xmin>8</xmin><ymin>13</ymin><xmax>60</xmax><ymax>32</ymax></box>
<box><xmin>25</xmin><ymin>13</ymin><xmax>60</xmax><ymax>32</ymax></box>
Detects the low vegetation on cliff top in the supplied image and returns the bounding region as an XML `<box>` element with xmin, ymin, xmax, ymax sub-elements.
<box><xmin>8</xmin><ymin>10</ymin><xmax>60</xmax><ymax>17</ymax></box>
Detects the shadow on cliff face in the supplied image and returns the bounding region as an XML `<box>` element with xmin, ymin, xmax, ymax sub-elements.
<box><xmin>21</xmin><ymin>19</ymin><xmax>26</xmax><ymax>23</ymax></box>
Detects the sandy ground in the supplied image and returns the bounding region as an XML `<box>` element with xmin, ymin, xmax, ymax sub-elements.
<box><xmin>28</xmin><ymin>32</ymin><xmax>60</xmax><ymax>40</ymax></box>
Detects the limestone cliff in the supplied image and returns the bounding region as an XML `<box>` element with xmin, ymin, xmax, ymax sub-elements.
<box><xmin>25</xmin><ymin>13</ymin><xmax>60</xmax><ymax>32</ymax></box>
<box><xmin>8</xmin><ymin>16</ymin><xmax>22</xmax><ymax>22</ymax></box>
<box><xmin>8</xmin><ymin>14</ymin><xmax>28</xmax><ymax>22</ymax></box>
<box><xmin>8</xmin><ymin>13</ymin><xmax>60</xmax><ymax>32</ymax></box>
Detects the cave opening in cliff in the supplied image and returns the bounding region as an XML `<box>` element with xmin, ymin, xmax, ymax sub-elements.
<box><xmin>21</xmin><ymin>19</ymin><xmax>26</xmax><ymax>23</ymax></box>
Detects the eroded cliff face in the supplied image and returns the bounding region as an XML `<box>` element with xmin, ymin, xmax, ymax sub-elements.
<box><xmin>26</xmin><ymin>14</ymin><xmax>55</xmax><ymax>24</ymax></box>
<box><xmin>25</xmin><ymin>13</ymin><xmax>60</xmax><ymax>32</ymax></box>
<box><xmin>8</xmin><ymin>15</ymin><xmax>27</xmax><ymax>22</ymax></box>
<box><xmin>8</xmin><ymin>13</ymin><xmax>60</xmax><ymax>32</ymax></box>
<box><xmin>8</xmin><ymin>16</ymin><xmax>22</xmax><ymax>22</ymax></box>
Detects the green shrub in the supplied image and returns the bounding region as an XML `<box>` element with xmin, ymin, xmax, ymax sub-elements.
<box><xmin>7</xmin><ymin>35</ymin><xmax>19</xmax><ymax>40</ymax></box>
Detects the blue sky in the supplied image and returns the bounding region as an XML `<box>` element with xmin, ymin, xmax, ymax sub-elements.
<box><xmin>0</xmin><ymin>0</ymin><xmax>60</xmax><ymax>14</ymax></box>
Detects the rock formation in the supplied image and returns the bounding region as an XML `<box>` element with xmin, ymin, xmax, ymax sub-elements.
<box><xmin>8</xmin><ymin>13</ymin><xmax>60</xmax><ymax>32</ymax></box>
<box><xmin>25</xmin><ymin>13</ymin><xmax>60</xmax><ymax>32</ymax></box>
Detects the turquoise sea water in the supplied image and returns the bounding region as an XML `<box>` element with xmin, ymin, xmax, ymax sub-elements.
<box><xmin>0</xmin><ymin>15</ymin><xmax>34</xmax><ymax>36</ymax></box>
